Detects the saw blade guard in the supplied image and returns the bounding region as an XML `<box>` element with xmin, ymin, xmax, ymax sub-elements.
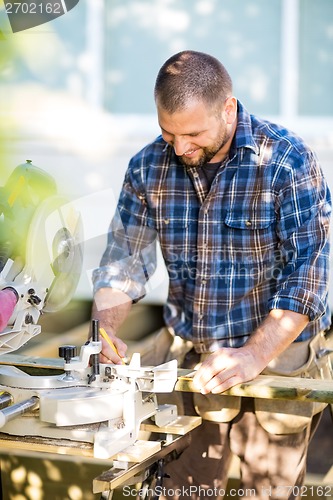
<box><xmin>0</xmin><ymin>160</ymin><xmax>57</xmax><ymax>270</ymax></box>
<box><xmin>25</xmin><ymin>194</ymin><xmax>84</xmax><ymax>313</ymax></box>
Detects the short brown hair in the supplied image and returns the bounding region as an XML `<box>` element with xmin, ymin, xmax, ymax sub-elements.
<box><xmin>154</xmin><ymin>50</ymin><xmax>233</xmax><ymax>113</ymax></box>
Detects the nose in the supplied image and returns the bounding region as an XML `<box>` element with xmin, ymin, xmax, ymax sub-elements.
<box><xmin>172</xmin><ymin>136</ymin><xmax>190</xmax><ymax>156</ymax></box>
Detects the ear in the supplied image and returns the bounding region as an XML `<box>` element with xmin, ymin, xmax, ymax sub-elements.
<box><xmin>223</xmin><ymin>97</ymin><xmax>237</xmax><ymax>125</ymax></box>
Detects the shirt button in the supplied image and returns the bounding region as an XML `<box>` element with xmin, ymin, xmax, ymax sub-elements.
<box><xmin>164</xmin><ymin>218</ymin><xmax>170</xmax><ymax>225</ymax></box>
<box><xmin>193</xmin><ymin>172</ymin><xmax>199</xmax><ymax>178</ymax></box>
<box><xmin>245</xmin><ymin>220</ymin><xmax>252</xmax><ymax>227</ymax></box>
<box><xmin>201</xmin><ymin>279</ymin><xmax>207</xmax><ymax>285</ymax></box>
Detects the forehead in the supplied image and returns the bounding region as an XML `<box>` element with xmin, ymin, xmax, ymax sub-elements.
<box><xmin>157</xmin><ymin>99</ymin><xmax>218</xmax><ymax>135</ymax></box>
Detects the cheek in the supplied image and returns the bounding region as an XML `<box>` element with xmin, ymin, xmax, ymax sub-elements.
<box><xmin>193</xmin><ymin>134</ymin><xmax>212</xmax><ymax>148</ymax></box>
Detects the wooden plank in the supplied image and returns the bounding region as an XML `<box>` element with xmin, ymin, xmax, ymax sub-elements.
<box><xmin>1</xmin><ymin>356</ymin><xmax>333</xmax><ymax>404</ymax></box>
<box><xmin>0</xmin><ymin>434</ymin><xmax>158</xmax><ymax>463</ymax></box>
<box><xmin>0</xmin><ymin>432</ymin><xmax>94</xmax><ymax>458</ymax></box>
<box><xmin>115</xmin><ymin>440</ymin><xmax>161</xmax><ymax>463</ymax></box>
<box><xmin>0</xmin><ymin>419</ymin><xmax>199</xmax><ymax>461</ymax></box>
<box><xmin>176</xmin><ymin>372</ymin><xmax>333</xmax><ymax>404</ymax></box>
<box><xmin>141</xmin><ymin>415</ymin><xmax>202</xmax><ymax>435</ymax></box>
<box><xmin>92</xmin><ymin>433</ymin><xmax>190</xmax><ymax>493</ymax></box>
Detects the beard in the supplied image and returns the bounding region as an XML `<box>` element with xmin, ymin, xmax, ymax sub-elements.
<box><xmin>177</xmin><ymin>126</ymin><xmax>231</xmax><ymax>168</ymax></box>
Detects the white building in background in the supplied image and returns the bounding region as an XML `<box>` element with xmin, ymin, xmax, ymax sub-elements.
<box><xmin>1</xmin><ymin>0</ymin><xmax>333</xmax><ymax>304</ymax></box>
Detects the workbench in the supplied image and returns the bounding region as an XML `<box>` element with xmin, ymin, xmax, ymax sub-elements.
<box><xmin>0</xmin><ymin>353</ymin><xmax>332</xmax><ymax>499</ymax></box>
<box><xmin>1</xmin><ymin>352</ymin><xmax>333</xmax><ymax>403</ymax></box>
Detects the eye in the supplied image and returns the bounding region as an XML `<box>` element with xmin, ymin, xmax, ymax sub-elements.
<box><xmin>161</xmin><ymin>131</ymin><xmax>174</xmax><ymax>144</ymax></box>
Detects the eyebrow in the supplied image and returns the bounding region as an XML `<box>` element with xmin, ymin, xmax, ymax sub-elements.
<box><xmin>160</xmin><ymin>126</ymin><xmax>204</xmax><ymax>137</ymax></box>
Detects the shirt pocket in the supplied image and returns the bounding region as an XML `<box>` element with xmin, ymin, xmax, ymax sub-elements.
<box><xmin>223</xmin><ymin>209</ymin><xmax>277</xmax><ymax>264</ymax></box>
<box><xmin>155</xmin><ymin>217</ymin><xmax>191</xmax><ymax>263</ymax></box>
<box><xmin>224</xmin><ymin>210</ymin><xmax>275</xmax><ymax>230</ymax></box>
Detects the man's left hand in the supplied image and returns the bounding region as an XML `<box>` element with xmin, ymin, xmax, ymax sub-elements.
<box><xmin>192</xmin><ymin>347</ymin><xmax>261</xmax><ymax>394</ymax></box>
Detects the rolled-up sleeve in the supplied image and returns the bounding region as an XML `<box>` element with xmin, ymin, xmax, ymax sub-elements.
<box><xmin>268</xmin><ymin>151</ymin><xmax>331</xmax><ymax>322</ymax></box>
<box><xmin>92</xmin><ymin>164</ymin><xmax>158</xmax><ymax>302</ymax></box>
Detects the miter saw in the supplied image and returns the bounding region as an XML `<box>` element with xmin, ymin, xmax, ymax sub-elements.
<box><xmin>0</xmin><ymin>162</ymin><xmax>182</xmax><ymax>461</ymax></box>
<box><xmin>0</xmin><ymin>318</ymin><xmax>179</xmax><ymax>460</ymax></box>
<box><xmin>0</xmin><ymin>160</ymin><xmax>83</xmax><ymax>353</ymax></box>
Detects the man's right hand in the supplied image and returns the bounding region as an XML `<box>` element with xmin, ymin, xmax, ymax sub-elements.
<box><xmin>98</xmin><ymin>327</ymin><xmax>127</xmax><ymax>364</ymax></box>
<box><xmin>91</xmin><ymin>287</ymin><xmax>132</xmax><ymax>364</ymax></box>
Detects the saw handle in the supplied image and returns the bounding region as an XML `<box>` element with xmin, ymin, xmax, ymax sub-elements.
<box><xmin>0</xmin><ymin>396</ymin><xmax>39</xmax><ymax>428</ymax></box>
<box><xmin>0</xmin><ymin>288</ymin><xmax>19</xmax><ymax>332</ymax></box>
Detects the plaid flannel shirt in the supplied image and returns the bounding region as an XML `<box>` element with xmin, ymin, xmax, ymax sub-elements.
<box><xmin>93</xmin><ymin>101</ymin><xmax>331</xmax><ymax>352</ymax></box>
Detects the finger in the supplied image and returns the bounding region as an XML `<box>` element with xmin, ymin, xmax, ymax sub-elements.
<box><xmin>100</xmin><ymin>349</ymin><xmax>124</xmax><ymax>365</ymax></box>
<box><xmin>103</xmin><ymin>345</ymin><xmax>124</xmax><ymax>364</ymax></box>
<box><xmin>198</xmin><ymin>371</ymin><xmax>242</xmax><ymax>394</ymax></box>
<box><xmin>210</xmin><ymin>375</ymin><xmax>242</xmax><ymax>394</ymax></box>
<box><xmin>99</xmin><ymin>351</ymin><xmax>113</xmax><ymax>364</ymax></box>
<box><xmin>193</xmin><ymin>349</ymin><xmax>228</xmax><ymax>381</ymax></box>
<box><xmin>192</xmin><ymin>360</ymin><xmax>220</xmax><ymax>389</ymax></box>
<box><xmin>197</xmin><ymin>372</ymin><xmax>226</xmax><ymax>394</ymax></box>
<box><xmin>113</xmin><ymin>337</ymin><xmax>127</xmax><ymax>357</ymax></box>
<box><xmin>99</xmin><ymin>338</ymin><xmax>123</xmax><ymax>364</ymax></box>
<box><xmin>98</xmin><ymin>332</ymin><xmax>126</xmax><ymax>361</ymax></box>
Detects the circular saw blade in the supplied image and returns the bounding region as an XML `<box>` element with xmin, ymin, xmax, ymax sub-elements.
<box><xmin>25</xmin><ymin>195</ymin><xmax>83</xmax><ymax>312</ymax></box>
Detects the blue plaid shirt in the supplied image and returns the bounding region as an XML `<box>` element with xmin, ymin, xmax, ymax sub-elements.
<box><xmin>93</xmin><ymin>101</ymin><xmax>331</xmax><ymax>352</ymax></box>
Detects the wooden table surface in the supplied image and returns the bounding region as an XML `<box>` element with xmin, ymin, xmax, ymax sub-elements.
<box><xmin>0</xmin><ymin>353</ymin><xmax>332</xmax><ymax>403</ymax></box>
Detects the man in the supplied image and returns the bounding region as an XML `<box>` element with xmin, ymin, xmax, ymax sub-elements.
<box><xmin>92</xmin><ymin>51</ymin><xmax>331</xmax><ymax>499</ymax></box>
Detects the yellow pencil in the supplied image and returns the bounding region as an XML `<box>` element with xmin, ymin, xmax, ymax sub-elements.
<box><xmin>99</xmin><ymin>327</ymin><xmax>126</xmax><ymax>364</ymax></box>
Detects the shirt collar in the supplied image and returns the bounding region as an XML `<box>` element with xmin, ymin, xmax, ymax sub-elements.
<box><xmin>233</xmin><ymin>100</ymin><xmax>260</xmax><ymax>155</ymax></box>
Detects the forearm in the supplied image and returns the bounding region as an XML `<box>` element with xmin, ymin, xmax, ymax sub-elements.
<box><xmin>92</xmin><ymin>287</ymin><xmax>132</xmax><ymax>331</ymax></box>
<box><xmin>193</xmin><ymin>309</ymin><xmax>309</xmax><ymax>394</ymax></box>
<box><xmin>91</xmin><ymin>287</ymin><xmax>132</xmax><ymax>362</ymax></box>
<box><xmin>242</xmin><ymin>308</ymin><xmax>310</xmax><ymax>372</ymax></box>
